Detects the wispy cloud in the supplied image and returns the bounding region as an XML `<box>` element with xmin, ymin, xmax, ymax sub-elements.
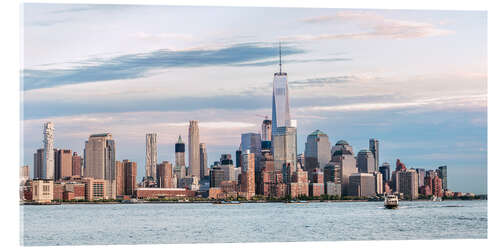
<box><xmin>296</xmin><ymin>94</ymin><xmax>486</xmax><ymax>113</ymax></box>
<box><xmin>22</xmin><ymin>43</ymin><xmax>304</xmax><ymax>91</ymax></box>
<box><xmin>292</xmin><ymin>11</ymin><xmax>453</xmax><ymax>40</ymax></box>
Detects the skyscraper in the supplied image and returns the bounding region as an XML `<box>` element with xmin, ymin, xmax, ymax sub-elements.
<box><xmin>356</xmin><ymin>149</ymin><xmax>375</xmax><ymax>173</ymax></box>
<box><xmin>261</xmin><ymin>118</ymin><xmax>272</xmax><ymax>141</ymax></box>
<box><xmin>369</xmin><ymin>138</ymin><xmax>379</xmax><ymax>171</ymax></box>
<box><xmin>84</xmin><ymin>133</ymin><xmax>116</xmax><ymax>199</ymax></box>
<box><xmin>188</xmin><ymin>120</ymin><xmax>201</xmax><ymax>178</ymax></box>
<box><xmin>331</xmin><ymin>140</ymin><xmax>358</xmax><ymax>196</ymax></box>
<box><xmin>241</xmin><ymin>150</ymin><xmax>255</xmax><ymax>200</ymax></box>
<box><xmin>379</xmin><ymin>162</ymin><xmax>391</xmax><ymax>183</ymax></box>
<box><xmin>241</xmin><ymin>133</ymin><xmax>262</xmax><ymax>170</ymax></box>
<box><xmin>200</xmin><ymin>143</ymin><xmax>208</xmax><ymax>178</ymax></box>
<box><xmin>398</xmin><ymin>169</ymin><xmax>419</xmax><ymax>200</ymax></box>
<box><xmin>175</xmin><ymin>135</ymin><xmax>185</xmax><ymax>168</ymax></box>
<box><xmin>157</xmin><ymin>161</ymin><xmax>175</xmax><ymax>188</ymax></box>
<box><xmin>72</xmin><ymin>152</ymin><xmax>82</xmax><ymax>177</ymax></box>
<box><xmin>271</xmin><ymin>43</ymin><xmax>291</xmax><ymax>139</ymax></box>
<box><xmin>55</xmin><ymin>149</ymin><xmax>72</xmax><ymax>180</ymax></box>
<box><xmin>34</xmin><ymin>148</ymin><xmax>44</xmax><ymax>179</ymax></box>
<box><xmin>272</xmin><ymin>126</ymin><xmax>297</xmax><ymax>173</ymax></box>
<box><xmin>43</xmin><ymin>122</ymin><xmax>55</xmax><ymax>179</ymax></box>
<box><xmin>304</xmin><ymin>130</ymin><xmax>331</xmax><ymax>173</ymax></box>
<box><xmin>437</xmin><ymin>165</ymin><xmax>448</xmax><ymax>191</ymax></box>
<box><xmin>145</xmin><ymin>133</ymin><xmax>158</xmax><ymax>181</ymax></box>
<box><xmin>123</xmin><ymin>159</ymin><xmax>137</xmax><ymax>196</ymax></box>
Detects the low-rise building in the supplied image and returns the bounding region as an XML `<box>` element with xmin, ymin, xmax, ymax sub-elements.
<box><xmin>135</xmin><ymin>188</ymin><xmax>195</xmax><ymax>199</ymax></box>
<box><xmin>32</xmin><ymin>179</ymin><xmax>54</xmax><ymax>203</ymax></box>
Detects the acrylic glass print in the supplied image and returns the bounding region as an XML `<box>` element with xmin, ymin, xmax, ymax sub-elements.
<box><xmin>20</xmin><ymin>3</ymin><xmax>487</xmax><ymax>246</ymax></box>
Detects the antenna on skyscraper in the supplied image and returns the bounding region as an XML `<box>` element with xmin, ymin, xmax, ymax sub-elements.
<box><xmin>279</xmin><ymin>41</ymin><xmax>282</xmax><ymax>74</ymax></box>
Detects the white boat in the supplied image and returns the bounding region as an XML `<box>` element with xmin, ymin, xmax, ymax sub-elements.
<box><xmin>384</xmin><ymin>194</ymin><xmax>399</xmax><ymax>209</ymax></box>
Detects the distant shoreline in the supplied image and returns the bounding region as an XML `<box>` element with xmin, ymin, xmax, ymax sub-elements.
<box><xmin>20</xmin><ymin>198</ymin><xmax>486</xmax><ymax>206</ymax></box>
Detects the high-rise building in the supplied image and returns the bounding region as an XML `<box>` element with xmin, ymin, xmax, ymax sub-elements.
<box><xmin>145</xmin><ymin>133</ymin><xmax>158</xmax><ymax>181</ymax></box>
<box><xmin>84</xmin><ymin>133</ymin><xmax>116</xmax><ymax>199</ymax></box>
<box><xmin>261</xmin><ymin>118</ymin><xmax>272</xmax><ymax>141</ymax></box>
<box><xmin>374</xmin><ymin>172</ymin><xmax>384</xmax><ymax>195</ymax></box>
<box><xmin>115</xmin><ymin>161</ymin><xmax>125</xmax><ymax>196</ymax></box>
<box><xmin>175</xmin><ymin>135</ymin><xmax>186</xmax><ymax>168</ymax></box>
<box><xmin>324</xmin><ymin>162</ymin><xmax>341</xmax><ymax>184</ymax></box>
<box><xmin>123</xmin><ymin>160</ymin><xmax>137</xmax><ymax>196</ymax></box>
<box><xmin>43</xmin><ymin>122</ymin><xmax>55</xmax><ymax>179</ymax></box>
<box><xmin>272</xmin><ymin>126</ymin><xmax>297</xmax><ymax>173</ymax></box>
<box><xmin>437</xmin><ymin>165</ymin><xmax>448</xmax><ymax>191</ymax></box>
<box><xmin>356</xmin><ymin>149</ymin><xmax>375</xmax><ymax>173</ymax></box>
<box><xmin>34</xmin><ymin>148</ymin><xmax>44</xmax><ymax>179</ymax></box>
<box><xmin>188</xmin><ymin>120</ymin><xmax>201</xmax><ymax>178</ymax></box>
<box><xmin>271</xmin><ymin>43</ymin><xmax>291</xmax><ymax>139</ymax></box>
<box><xmin>379</xmin><ymin>162</ymin><xmax>391</xmax><ymax>183</ymax></box>
<box><xmin>331</xmin><ymin>140</ymin><xmax>358</xmax><ymax>196</ymax></box>
<box><xmin>157</xmin><ymin>161</ymin><xmax>175</xmax><ymax>188</ymax></box>
<box><xmin>200</xmin><ymin>143</ymin><xmax>208</xmax><ymax>178</ymax></box>
<box><xmin>55</xmin><ymin>149</ymin><xmax>72</xmax><ymax>180</ymax></box>
<box><xmin>398</xmin><ymin>169</ymin><xmax>419</xmax><ymax>200</ymax></box>
<box><xmin>72</xmin><ymin>152</ymin><xmax>83</xmax><ymax>177</ymax></box>
<box><xmin>209</xmin><ymin>165</ymin><xmax>224</xmax><ymax>188</ymax></box>
<box><xmin>416</xmin><ymin>168</ymin><xmax>426</xmax><ymax>188</ymax></box>
<box><xmin>220</xmin><ymin>154</ymin><xmax>236</xmax><ymax>181</ymax></box>
<box><xmin>369</xmin><ymin>139</ymin><xmax>380</xmax><ymax>171</ymax></box>
<box><xmin>304</xmin><ymin>130</ymin><xmax>331</xmax><ymax>173</ymax></box>
<box><xmin>348</xmin><ymin>173</ymin><xmax>376</xmax><ymax>197</ymax></box>
<box><xmin>241</xmin><ymin>133</ymin><xmax>261</xmax><ymax>170</ymax></box>
<box><xmin>235</xmin><ymin>148</ymin><xmax>242</xmax><ymax>168</ymax></box>
<box><xmin>241</xmin><ymin>150</ymin><xmax>255</xmax><ymax>200</ymax></box>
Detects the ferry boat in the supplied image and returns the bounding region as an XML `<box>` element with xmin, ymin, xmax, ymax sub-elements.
<box><xmin>286</xmin><ymin>200</ymin><xmax>309</xmax><ymax>204</ymax></box>
<box><xmin>384</xmin><ymin>194</ymin><xmax>399</xmax><ymax>209</ymax></box>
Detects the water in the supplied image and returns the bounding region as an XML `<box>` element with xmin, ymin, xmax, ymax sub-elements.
<box><xmin>21</xmin><ymin>200</ymin><xmax>487</xmax><ymax>246</ymax></box>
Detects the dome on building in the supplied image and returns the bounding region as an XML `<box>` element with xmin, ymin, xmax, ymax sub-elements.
<box><xmin>335</xmin><ymin>140</ymin><xmax>349</xmax><ymax>146</ymax></box>
<box><xmin>309</xmin><ymin>129</ymin><xmax>326</xmax><ymax>136</ymax></box>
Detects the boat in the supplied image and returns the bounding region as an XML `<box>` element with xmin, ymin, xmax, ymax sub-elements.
<box><xmin>384</xmin><ymin>194</ymin><xmax>399</xmax><ymax>209</ymax></box>
<box><xmin>431</xmin><ymin>195</ymin><xmax>442</xmax><ymax>202</ymax></box>
<box><xmin>287</xmin><ymin>200</ymin><xmax>309</xmax><ymax>204</ymax></box>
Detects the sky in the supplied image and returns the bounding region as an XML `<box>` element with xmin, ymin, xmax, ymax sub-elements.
<box><xmin>21</xmin><ymin>3</ymin><xmax>487</xmax><ymax>193</ymax></box>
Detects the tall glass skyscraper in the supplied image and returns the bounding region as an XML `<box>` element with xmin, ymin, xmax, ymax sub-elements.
<box><xmin>271</xmin><ymin>43</ymin><xmax>291</xmax><ymax>138</ymax></box>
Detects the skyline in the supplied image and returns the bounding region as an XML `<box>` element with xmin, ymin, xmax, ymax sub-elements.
<box><xmin>21</xmin><ymin>4</ymin><xmax>487</xmax><ymax>193</ymax></box>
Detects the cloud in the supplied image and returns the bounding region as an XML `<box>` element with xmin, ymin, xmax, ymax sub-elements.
<box><xmin>233</xmin><ymin>57</ymin><xmax>351</xmax><ymax>67</ymax></box>
<box><xmin>293</xmin><ymin>11</ymin><xmax>453</xmax><ymax>40</ymax></box>
<box><xmin>295</xmin><ymin>94</ymin><xmax>486</xmax><ymax>113</ymax></box>
<box><xmin>288</xmin><ymin>75</ymin><xmax>359</xmax><ymax>87</ymax></box>
<box><xmin>22</xmin><ymin>43</ymin><xmax>304</xmax><ymax>91</ymax></box>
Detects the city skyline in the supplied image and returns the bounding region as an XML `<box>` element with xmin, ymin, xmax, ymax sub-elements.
<box><xmin>21</xmin><ymin>4</ymin><xmax>487</xmax><ymax>193</ymax></box>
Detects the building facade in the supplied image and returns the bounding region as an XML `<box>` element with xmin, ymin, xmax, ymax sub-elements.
<box><xmin>72</xmin><ymin>152</ymin><xmax>82</xmax><ymax>177</ymax></box>
<box><xmin>331</xmin><ymin>140</ymin><xmax>358</xmax><ymax>196</ymax></box>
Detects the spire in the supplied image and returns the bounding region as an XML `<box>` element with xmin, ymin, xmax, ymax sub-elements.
<box><xmin>279</xmin><ymin>41</ymin><xmax>282</xmax><ymax>74</ymax></box>
<box><xmin>177</xmin><ymin>135</ymin><xmax>183</xmax><ymax>144</ymax></box>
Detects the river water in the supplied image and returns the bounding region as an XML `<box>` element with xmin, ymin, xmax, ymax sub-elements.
<box><xmin>21</xmin><ymin>200</ymin><xmax>487</xmax><ymax>246</ymax></box>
